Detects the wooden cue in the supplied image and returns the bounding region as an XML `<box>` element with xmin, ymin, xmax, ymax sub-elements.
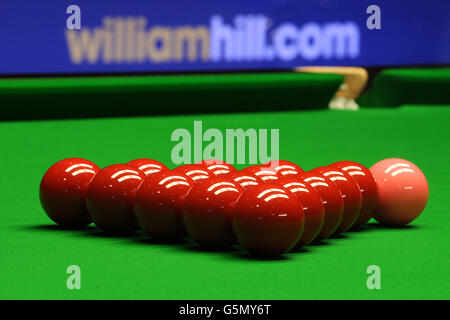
<box><xmin>295</xmin><ymin>66</ymin><xmax>368</xmax><ymax>100</ymax></box>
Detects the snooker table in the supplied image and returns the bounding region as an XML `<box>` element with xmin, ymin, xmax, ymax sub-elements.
<box><xmin>0</xmin><ymin>70</ymin><xmax>449</xmax><ymax>300</ymax></box>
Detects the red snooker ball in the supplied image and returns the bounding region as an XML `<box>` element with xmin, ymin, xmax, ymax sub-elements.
<box><xmin>196</xmin><ymin>159</ymin><xmax>236</xmax><ymax>176</ymax></box>
<box><xmin>173</xmin><ymin>164</ymin><xmax>214</xmax><ymax>183</ymax></box>
<box><xmin>273</xmin><ymin>177</ymin><xmax>324</xmax><ymax>247</ymax></box>
<box><xmin>370</xmin><ymin>158</ymin><xmax>428</xmax><ymax>226</ymax></box>
<box><xmin>233</xmin><ymin>184</ymin><xmax>304</xmax><ymax>256</ymax></box>
<box><xmin>127</xmin><ymin>158</ymin><xmax>168</xmax><ymax>176</ymax></box>
<box><xmin>331</xmin><ymin>161</ymin><xmax>378</xmax><ymax>228</ymax></box>
<box><xmin>183</xmin><ymin>177</ymin><xmax>245</xmax><ymax>248</ymax></box>
<box><xmin>134</xmin><ymin>171</ymin><xmax>195</xmax><ymax>241</ymax></box>
<box><xmin>86</xmin><ymin>164</ymin><xmax>146</xmax><ymax>234</ymax></box>
<box><xmin>224</xmin><ymin>171</ymin><xmax>264</xmax><ymax>190</ymax></box>
<box><xmin>297</xmin><ymin>172</ymin><xmax>344</xmax><ymax>240</ymax></box>
<box><xmin>311</xmin><ymin>166</ymin><xmax>362</xmax><ymax>233</ymax></box>
<box><xmin>264</xmin><ymin>160</ymin><xmax>305</xmax><ymax>178</ymax></box>
<box><xmin>242</xmin><ymin>165</ymin><xmax>280</xmax><ymax>182</ymax></box>
<box><xmin>39</xmin><ymin>158</ymin><xmax>100</xmax><ymax>228</ymax></box>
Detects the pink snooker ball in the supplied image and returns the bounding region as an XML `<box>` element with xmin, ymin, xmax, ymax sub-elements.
<box><xmin>370</xmin><ymin>158</ymin><xmax>429</xmax><ymax>226</ymax></box>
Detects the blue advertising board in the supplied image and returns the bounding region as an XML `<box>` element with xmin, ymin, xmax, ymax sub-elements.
<box><xmin>0</xmin><ymin>0</ymin><xmax>449</xmax><ymax>75</ymax></box>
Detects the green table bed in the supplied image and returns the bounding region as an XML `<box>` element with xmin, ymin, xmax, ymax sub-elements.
<box><xmin>0</xmin><ymin>71</ymin><xmax>449</xmax><ymax>300</ymax></box>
